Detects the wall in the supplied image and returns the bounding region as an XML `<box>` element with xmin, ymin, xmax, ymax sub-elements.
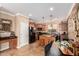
<box><xmin>67</xmin><ymin>3</ymin><xmax>79</xmax><ymax>41</ymax></box>
<box><xmin>15</xmin><ymin>14</ymin><xmax>29</xmax><ymax>48</ymax></box>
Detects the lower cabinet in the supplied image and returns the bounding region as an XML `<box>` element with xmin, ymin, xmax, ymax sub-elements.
<box><xmin>9</xmin><ymin>39</ymin><xmax>17</xmax><ymax>49</ymax></box>
<box><xmin>0</xmin><ymin>37</ymin><xmax>17</xmax><ymax>51</ymax></box>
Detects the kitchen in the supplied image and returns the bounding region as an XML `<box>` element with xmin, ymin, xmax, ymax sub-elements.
<box><xmin>0</xmin><ymin>3</ymin><xmax>79</xmax><ymax>56</ymax></box>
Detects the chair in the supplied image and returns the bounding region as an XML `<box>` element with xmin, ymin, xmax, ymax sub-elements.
<box><xmin>75</xmin><ymin>47</ymin><xmax>79</xmax><ymax>56</ymax></box>
<box><xmin>72</xmin><ymin>41</ymin><xmax>79</xmax><ymax>56</ymax></box>
<box><xmin>44</xmin><ymin>41</ymin><xmax>53</xmax><ymax>56</ymax></box>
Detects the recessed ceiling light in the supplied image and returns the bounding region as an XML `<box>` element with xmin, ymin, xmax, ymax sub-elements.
<box><xmin>16</xmin><ymin>13</ymin><xmax>25</xmax><ymax>16</ymax></box>
<box><xmin>28</xmin><ymin>13</ymin><xmax>32</xmax><ymax>17</ymax></box>
<box><xmin>49</xmin><ymin>7</ymin><xmax>54</xmax><ymax>11</ymax></box>
<box><xmin>16</xmin><ymin>13</ymin><xmax>20</xmax><ymax>15</ymax></box>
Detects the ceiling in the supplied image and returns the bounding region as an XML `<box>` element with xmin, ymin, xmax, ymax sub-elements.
<box><xmin>0</xmin><ymin>3</ymin><xmax>72</xmax><ymax>21</ymax></box>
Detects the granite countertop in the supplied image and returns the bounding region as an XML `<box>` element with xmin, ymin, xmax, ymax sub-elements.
<box><xmin>40</xmin><ymin>34</ymin><xmax>52</xmax><ymax>37</ymax></box>
<box><xmin>0</xmin><ymin>36</ymin><xmax>17</xmax><ymax>41</ymax></box>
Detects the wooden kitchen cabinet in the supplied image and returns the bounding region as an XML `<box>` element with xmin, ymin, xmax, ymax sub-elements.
<box><xmin>0</xmin><ymin>36</ymin><xmax>17</xmax><ymax>50</ymax></box>
<box><xmin>9</xmin><ymin>38</ymin><xmax>17</xmax><ymax>49</ymax></box>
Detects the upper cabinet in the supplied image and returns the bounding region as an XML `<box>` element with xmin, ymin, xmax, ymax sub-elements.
<box><xmin>0</xmin><ymin>18</ymin><xmax>12</xmax><ymax>31</ymax></box>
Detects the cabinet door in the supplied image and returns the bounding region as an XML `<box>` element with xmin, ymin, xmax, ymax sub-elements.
<box><xmin>9</xmin><ymin>39</ymin><xmax>17</xmax><ymax>49</ymax></box>
<box><xmin>12</xmin><ymin>39</ymin><xmax>17</xmax><ymax>48</ymax></box>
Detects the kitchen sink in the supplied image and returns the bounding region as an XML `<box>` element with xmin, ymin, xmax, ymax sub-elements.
<box><xmin>0</xmin><ymin>31</ymin><xmax>11</xmax><ymax>37</ymax></box>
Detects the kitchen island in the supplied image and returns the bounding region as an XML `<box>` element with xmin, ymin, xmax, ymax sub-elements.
<box><xmin>39</xmin><ymin>34</ymin><xmax>55</xmax><ymax>46</ymax></box>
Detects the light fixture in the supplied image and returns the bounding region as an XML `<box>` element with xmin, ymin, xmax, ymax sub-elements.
<box><xmin>42</xmin><ymin>16</ymin><xmax>45</xmax><ymax>23</ymax></box>
<box><xmin>16</xmin><ymin>13</ymin><xmax>21</xmax><ymax>15</ymax></box>
<box><xmin>16</xmin><ymin>13</ymin><xmax>26</xmax><ymax>17</ymax></box>
<box><xmin>42</xmin><ymin>16</ymin><xmax>44</xmax><ymax>19</ymax></box>
<box><xmin>50</xmin><ymin>14</ymin><xmax>53</xmax><ymax>18</ymax></box>
<box><xmin>16</xmin><ymin>13</ymin><xmax>24</xmax><ymax>16</ymax></box>
<box><xmin>28</xmin><ymin>13</ymin><xmax>32</xmax><ymax>17</ymax></box>
<box><xmin>49</xmin><ymin>7</ymin><xmax>54</xmax><ymax>11</ymax></box>
<box><xmin>49</xmin><ymin>7</ymin><xmax>54</xmax><ymax>18</ymax></box>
